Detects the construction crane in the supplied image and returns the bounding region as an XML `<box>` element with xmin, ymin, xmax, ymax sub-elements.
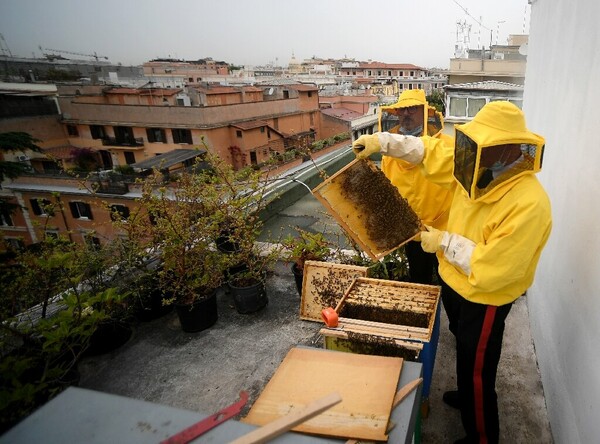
<box><xmin>40</xmin><ymin>46</ymin><xmax>108</xmax><ymax>62</ymax></box>
<box><xmin>0</xmin><ymin>33</ymin><xmax>13</xmax><ymax>57</ymax></box>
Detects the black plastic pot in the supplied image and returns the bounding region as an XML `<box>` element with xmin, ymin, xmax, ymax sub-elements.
<box><xmin>175</xmin><ymin>290</ymin><xmax>218</xmax><ymax>332</ymax></box>
<box><xmin>228</xmin><ymin>276</ymin><xmax>268</xmax><ymax>314</ymax></box>
<box><xmin>134</xmin><ymin>287</ymin><xmax>174</xmax><ymax>322</ymax></box>
<box><xmin>84</xmin><ymin>319</ymin><xmax>133</xmax><ymax>356</ymax></box>
<box><xmin>291</xmin><ymin>263</ymin><xmax>304</xmax><ymax>295</ymax></box>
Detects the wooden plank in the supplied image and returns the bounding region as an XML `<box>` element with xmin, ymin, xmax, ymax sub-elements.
<box><xmin>300</xmin><ymin>261</ymin><xmax>368</xmax><ymax>322</ymax></box>
<box><xmin>312</xmin><ymin>158</ymin><xmax>422</xmax><ymax>260</ymax></box>
<box><xmin>242</xmin><ymin>347</ymin><xmax>402</xmax><ymax>442</ymax></box>
<box><xmin>231</xmin><ymin>392</ymin><xmax>342</xmax><ymax>444</ymax></box>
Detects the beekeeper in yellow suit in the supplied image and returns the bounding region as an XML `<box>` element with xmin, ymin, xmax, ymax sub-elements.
<box><xmin>379</xmin><ymin>89</ymin><xmax>454</xmax><ymax>285</ymax></box>
<box><xmin>353</xmin><ymin>101</ymin><xmax>552</xmax><ymax>444</ymax></box>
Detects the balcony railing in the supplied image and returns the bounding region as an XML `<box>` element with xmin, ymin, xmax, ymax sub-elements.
<box><xmin>101</xmin><ymin>137</ymin><xmax>144</xmax><ymax>147</ymax></box>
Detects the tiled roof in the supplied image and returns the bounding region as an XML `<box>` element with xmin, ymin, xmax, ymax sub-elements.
<box><xmin>445</xmin><ymin>80</ymin><xmax>523</xmax><ymax>91</ymax></box>
<box><xmin>230</xmin><ymin>120</ymin><xmax>270</xmax><ymax>130</ymax></box>
<box><xmin>347</xmin><ymin>62</ymin><xmax>424</xmax><ymax>70</ymax></box>
<box><xmin>194</xmin><ymin>86</ymin><xmax>240</xmax><ymax>94</ymax></box>
<box><xmin>321</xmin><ymin>107</ymin><xmax>363</xmax><ymax>121</ymax></box>
<box><xmin>287</xmin><ymin>84</ymin><xmax>318</xmax><ymax>92</ymax></box>
<box><xmin>43</xmin><ymin>146</ymin><xmax>75</xmax><ymax>160</ymax></box>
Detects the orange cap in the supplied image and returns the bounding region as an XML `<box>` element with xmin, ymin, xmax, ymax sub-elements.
<box><xmin>321</xmin><ymin>307</ymin><xmax>339</xmax><ymax>328</ymax></box>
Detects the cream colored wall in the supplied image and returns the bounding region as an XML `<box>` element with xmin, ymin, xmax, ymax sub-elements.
<box><xmin>525</xmin><ymin>1</ymin><xmax>600</xmax><ymax>442</ymax></box>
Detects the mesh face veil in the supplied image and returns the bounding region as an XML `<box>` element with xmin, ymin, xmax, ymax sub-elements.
<box><xmin>453</xmin><ymin>101</ymin><xmax>546</xmax><ymax>201</ymax></box>
<box><xmin>454</xmin><ymin>129</ymin><xmax>545</xmax><ymax>200</ymax></box>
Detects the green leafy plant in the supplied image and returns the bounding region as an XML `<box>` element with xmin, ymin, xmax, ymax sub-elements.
<box><xmin>0</xmin><ymin>238</ymin><xmax>124</xmax><ymax>432</ymax></box>
<box><xmin>282</xmin><ymin>227</ymin><xmax>332</xmax><ymax>271</ymax></box>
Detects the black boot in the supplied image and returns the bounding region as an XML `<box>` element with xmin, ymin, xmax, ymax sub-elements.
<box><xmin>442</xmin><ymin>390</ymin><xmax>461</xmax><ymax>410</ymax></box>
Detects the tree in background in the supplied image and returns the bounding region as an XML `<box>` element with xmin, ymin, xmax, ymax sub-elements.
<box><xmin>427</xmin><ymin>90</ymin><xmax>445</xmax><ymax>113</ymax></box>
<box><xmin>0</xmin><ymin>132</ymin><xmax>42</xmax><ymax>218</ymax></box>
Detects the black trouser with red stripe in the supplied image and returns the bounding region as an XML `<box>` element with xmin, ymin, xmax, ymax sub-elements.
<box><xmin>405</xmin><ymin>240</ymin><xmax>438</xmax><ymax>285</ymax></box>
<box><xmin>441</xmin><ymin>280</ymin><xmax>513</xmax><ymax>444</ymax></box>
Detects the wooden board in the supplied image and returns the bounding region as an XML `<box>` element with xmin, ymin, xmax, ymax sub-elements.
<box><xmin>312</xmin><ymin>158</ymin><xmax>422</xmax><ymax>260</ymax></box>
<box><xmin>242</xmin><ymin>347</ymin><xmax>402</xmax><ymax>442</ymax></box>
<box><xmin>300</xmin><ymin>260</ymin><xmax>369</xmax><ymax>322</ymax></box>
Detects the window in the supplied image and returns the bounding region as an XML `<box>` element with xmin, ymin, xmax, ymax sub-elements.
<box><xmin>449</xmin><ymin>97</ymin><xmax>467</xmax><ymax>117</ymax></box>
<box><xmin>260</xmin><ymin>126</ymin><xmax>265</xmax><ymax>133</ymax></box>
<box><xmin>307</xmin><ymin>91</ymin><xmax>312</xmax><ymax>98</ymax></box>
<box><xmin>399</xmin><ymin>71</ymin><xmax>403</xmax><ymax>76</ymax></box>
<box><xmin>30</xmin><ymin>198</ymin><xmax>53</xmax><ymax>216</ymax></box>
<box><xmin>0</xmin><ymin>208</ymin><xmax>13</xmax><ymax>226</ymax></box>
<box><xmin>67</xmin><ymin>125</ymin><xmax>79</xmax><ymax>136</ymax></box>
<box><xmin>90</xmin><ymin>125</ymin><xmax>106</xmax><ymax>140</ymax></box>
<box><xmin>467</xmin><ymin>98</ymin><xmax>486</xmax><ymax>117</ymax></box>
<box><xmin>124</xmin><ymin>151</ymin><xmax>136</xmax><ymax>165</ymax></box>
<box><xmin>188</xmin><ymin>77</ymin><xmax>193</xmax><ymax>83</ymax></box>
<box><xmin>84</xmin><ymin>234</ymin><xmax>101</xmax><ymax>249</ymax></box>
<box><xmin>146</xmin><ymin>128</ymin><xmax>166</xmax><ymax>143</ymax></box>
<box><xmin>45</xmin><ymin>231</ymin><xmax>59</xmax><ymax>240</ymax></box>
<box><xmin>283</xmin><ymin>90</ymin><xmax>289</xmax><ymax>99</ymax></box>
<box><xmin>109</xmin><ymin>204</ymin><xmax>130</xmax><ymax>221</ymax></box>
<box><xmin>114</xmin><ymin>126</ymin><xmax>135</xmax><ymax>144</ymax></box>
<box><xmin>236</xmin><ymin>130</ymin><xmax>243</xmax><ymax>138</ymax></box>
<box><xmin>410</xmin><ymin>71</ymin><xmax>415</xmax><ymax>77</ymax></box>
<box><xmin>4</xmin><ymin>238</ymin><xmax>24</xmax><ymax>250</ymax></box>
<box><xmin>172</xmin><ymin>128</ymin><xmax>193</xmax><ymax>144</ymax></box>
<box><xmin>69</xmin><ymin>201</ymin><xmax>93</xmax><ymax>220</ymax></box>
<box><xmin>250</xmin><ymin>151</ymin><xmax>257</xmax><ymax>165</ymax></box>
<box><xmin>388</xmin><ymin>71</ymin><xmax>392</xmax><ymax>76</ymax></box>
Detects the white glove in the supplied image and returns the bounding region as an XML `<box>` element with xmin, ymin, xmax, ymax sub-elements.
<box><xmin>378</xmin><ymin>132</ymin><xmax>425</xmax><ymax>164</ymax></box>
<box><xmin>440</xmin><ymin>232</ymin><xmax>476</xmax><ymax>276</ymax></box>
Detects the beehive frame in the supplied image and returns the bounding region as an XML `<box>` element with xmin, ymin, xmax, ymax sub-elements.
<box><xmin>312</xmin><ymin>158</ymin><xmax>423</xmax><ymax>260</ymax></box>
<box><xmin>300</xmin><ymin>260</ymin><xmax>369</xmax><ymax>322</ymax></box>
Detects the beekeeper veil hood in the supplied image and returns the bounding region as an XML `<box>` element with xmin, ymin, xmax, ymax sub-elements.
<box><xmin>453</xmin><ymin>101</ymin><xmax>545</xmax><ymax>201</ymax></box>
<box><xmin>379</xmin><ymin>89</ymin><xmax>443</xmax><ymax>137</ymax></box>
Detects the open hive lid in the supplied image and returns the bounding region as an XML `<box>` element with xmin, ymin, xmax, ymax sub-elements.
<box><xmin>312</xmin><ymin>158</ymin><xmax>422</xmax><ymax>260</ymax></box>
<box><xmin>300</xmin><ymin>260</ymin><xmax>369</xmax><ymax>322</ymax></box>
<box><xmin>322</xmin><ymin>277</ymin><xmax>441</xmax><ymax>344</ymax></box>
<box><xmin>242</xmin><ymin>346</ymin><xmax>402</xmax><ymax>441</ymax></box>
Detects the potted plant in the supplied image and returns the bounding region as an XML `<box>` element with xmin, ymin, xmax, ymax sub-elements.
<box><xmin>282</xmin><ymin>227</ymin><xmax>332</xmax><ymax>295</ymax></box>
<box><xmin>0</xmin><ymin>236</ymin><xmax>121</xmax><ymax>431</ymax></box>
<box><xmin>132</xmin><ymin>166</ymin><xmax>230</xmax><ymax>332</ymax></box>
<box><xmin>201</xmin><ymin>155</ymin><xmax>281</xmax><ymax>314</ymax></box>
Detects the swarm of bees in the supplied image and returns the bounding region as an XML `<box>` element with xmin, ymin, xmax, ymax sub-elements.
<box><xmin>338</xmin><ymin>160</ymin><xmax>420</xmax><ymax>250</ymax></box>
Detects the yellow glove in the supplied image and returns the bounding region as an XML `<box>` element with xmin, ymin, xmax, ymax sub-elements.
<box><xmin>352</xmin><ymin>134</ymin><xmax>381</xmax><ymax>159</ymax></box>
<box><xmin>421</xmin><ymin>225</ymin><xmax>445</xmax><ymax>253</ymax></box>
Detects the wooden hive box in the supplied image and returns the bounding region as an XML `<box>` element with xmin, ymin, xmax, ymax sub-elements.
<box><xmin>320</xmin><ymin>277</ymin><xmax>441</xmax><ymax>360</ymax></box>
<box><xmin>312</xmin><ymin>158</ymin><xmax>422</xmax><ymax>260</ymax></box>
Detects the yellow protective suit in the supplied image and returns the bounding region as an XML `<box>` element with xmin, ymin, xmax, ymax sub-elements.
<box><xmin>380</xmin><ymin>89</ymin><xmax>455</xmax><ymax>230</ymax></box>
<box><xmin>421</xmin><ymin>101</ymin><xmax>552</xmax><ymax>306</ymax></box>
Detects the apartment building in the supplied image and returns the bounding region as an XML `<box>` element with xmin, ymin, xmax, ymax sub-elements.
<box><xmin>339</xmin><ymin>61</ymin><xmax>447</xmax><ymax>95</ymax></box>
<box><xmin>57</xmin><ymin>82</ymin><xmax>321</xmax><ymax>170</ymax></box>
<box><xmin>443</xmin><ymin>35</ymin><xmax>528</xmax><ymax>124</ymax></box>
<box><xmin>0</xmin><ymin>79</ymin><xmax>328</xmax><ymax>249</ymax></box>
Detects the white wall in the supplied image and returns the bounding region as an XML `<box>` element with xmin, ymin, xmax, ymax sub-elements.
<box><xmin>524</xmin><ymin>1</ymin><xmax>600</xmax><ymax>442</ymax></box>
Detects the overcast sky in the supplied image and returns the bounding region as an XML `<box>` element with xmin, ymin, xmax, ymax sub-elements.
<box><xmin>0</xmin><ymin>0</ymin><xmax>530</xmax><ymax>69</ymax></box>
